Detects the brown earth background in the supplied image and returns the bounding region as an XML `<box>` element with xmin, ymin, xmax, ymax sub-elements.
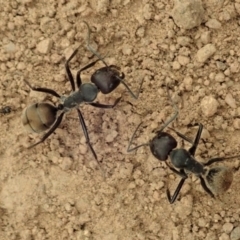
<box><xmin>1</xmin><ymin>0</ymin><xmax>240</xmax><ymax>239</ymax></box>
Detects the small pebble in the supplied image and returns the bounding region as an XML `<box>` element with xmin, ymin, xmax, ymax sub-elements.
<box><xmin>37</xmin><ymin>38</ymin><xmax>53</xmax><ymax>54</ymax></box>
<box><xmin>225</xmin><ymin>93</ymin><xmax>237</xmax><ymax>109</ymax></box>
<box><xmin>171</xmin><ymin>0</ymin><xmax>205</xmax><ymax>29</ymax></box>
<box><xmin>200</xmin><ymin>96</ymin><xmax>218</xmax><ymax>117</ymax></box>
<box><xmin>223</xmin><ymin>222</ymin><xmax>233</xmax><ymax>234</ymax></box>
<box><xmin>205</xmin><ymin>19</ymin><xmax>222</xmax><ymax>29</ymax></box>
<box><xmin>196</xmin><ymin>44</ymin><xmax>216</xmax><ymax>63</ymax></box>
<box><xmin>230</xmin><ymin>227</ymin><xmax>240</xmax><ymax>240</ymax></box>
<box><xmin>233</xmin><ymin>119</ymin><xmax>240</xmax><ymax>129</ymax></box>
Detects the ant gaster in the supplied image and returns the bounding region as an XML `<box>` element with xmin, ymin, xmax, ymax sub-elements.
<box><xmin>127</xmin><ymin>89</ymin><xmax>240</xmax><ymax>204</ymax></box>
<box><xmin>22</xmin><ymin>22</ymin><xmax>143</xmax><ymax>172</ymax></box>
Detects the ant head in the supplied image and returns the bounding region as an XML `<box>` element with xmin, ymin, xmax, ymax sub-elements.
<box><xmin>204</xmin><ymin>166</ymin><xmax>233</xmax><ymax>195</ymax></box>
<box><xmin>150</xmin><ymin>132</ymin><xmax>177</xmax><ymax>161</ymax></box>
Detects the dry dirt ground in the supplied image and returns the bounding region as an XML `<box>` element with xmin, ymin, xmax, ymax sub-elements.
<box><xmin>1</xmin><ymin>0</ymin><xmax>240</xmax><ymax>240</ymax></box>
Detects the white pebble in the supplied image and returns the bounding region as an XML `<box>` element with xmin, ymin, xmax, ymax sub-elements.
<box><xmin>200</xmin><ymin>96</ymin><xmax>218</xmax><ymax>117</ymax></box>
<box><xmin>219</xmin><ymin>233</ymin><xmax>230</xmax><ymax>240</ymax></box>
<box><xmin>172</xmin><ymin>61</ymin><xmax>181</xmax><ymax>70</ymax></box>
<box><xmin>196</xmin><ymin>44</ymin><xmax>216</xmax><ymax>63</ymax></box>
<box><xmin>60</xmin><ymin>157</ymin><xmax>73</xmax><ymax>171</ymax></box>
<box><xmin>231</xmin><ymin>227</ymin><xmax>240</xmax><ymax>240</ymax></box>
<box><xmin>233</xmin><ymin>119</ymin><xmax>240</xmax><ymax>130</ymax></box>
<box><xmin>177</xmin><ymin>36</ymin><xmax>191</xmax><ymax>46</ymax></box>
<box><xmin>122</xmin><ymin>44</ymin><xmax>132</xmax><ymax>55</ymax></box>
<box><xmin>205</xmin><ymin>19</ymin><xmax>222</xmax><ymax>29</ymax></box>
<box><xmin>225</xmin><ymin>93</ymin><xmax>237</xmax><ymax>109</ymax></box>
<box><xmin>171</xmin><ymin>0</ymin><xmax>205</xmax><ymax>29</ymax></box>
<box><xmin>200</xmin><ymin>31</ymin><xmax>211</xmax><ymax>44</ymax></box>
<box><xmin>215</xmin><ymin>72</ymin><xmax>225</xmax><ymax>82</ymax></box>
<box><xmin>183</xmin><ymin>76</ymin><xmax>193</xmax><ymax>91</ymax></box>
<box><xmin>3</xmin><ymin>42</ymin><xmax>17</xmax><ymax>53</ymax></box>
<box><xmin>177</xmin><ymin>55</ymin><xmax>190</xmax><ymax>66</ymax></box>
<box><xmin>37</xmin><ymin>38</ymin><xmax>53</xmax><ymax>54</ymax></box>
<box><xmin>105</xmin><ymin>130</ymin><xmax>118</xmax><ymax>143</ymax></box>
<box><xmin>223</xmin><ymin>222</ymin><xmax>233</xmax><ymax>234</ymax></box>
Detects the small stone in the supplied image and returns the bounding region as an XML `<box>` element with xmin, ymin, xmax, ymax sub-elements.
<box><xmin>54</xmin><ymin>74</ymin><xmax>65</xmax><ymax>82</ymax></box>
<box><xmin>216</xmin><ymin>61</ymin><xmax>227</xmax><ymax>71</ymax></box>
<box><xmin>136</xmin><ymin>26</ymin><xmax>145</xmax><ymax>38</ymax></box>
<box><xmin>223</xmin><ymin>223</ymin><xmax>233</xmax><ymax>234</ymax></box>
<box><xmin>225</xmin><ymin>93</ymin><xmax>237</xmax><ymax>109</ymax></box>
<box><xmin>40</xmin><ymin>17</ymin><xmax>60</xmax><ymax>35</ymax></box>
<box><xmin>220</xmin><ymin>233</ymin><xmax>230</xmax><ymax>240</ymax></box>
<box><xmin>183</xmin><ymin>76</ymin><xmax>193</xmax><ymax>91</ymax></box>
<box><xmin>143</xmin><ymin>3</ymin><xmax>154</xmax><ymax>20</ymax></box>
<box><xmin>215</xmin><ymin>72</ymin><xmax>225</xmax><ymax>82</ymax></box>
<box><xmin>177</xmin><ymin>55</ymin><xmax>190</xmax><ymax>66</ymax></box>
<box><xmin>230</xmin><ymin>61</ymin><xmax>240</xmax><ymax>73</ymax></box>
<box><xmin>230</xmin><ymin>227</ymin><xmax>240</xmax><ymax>240</ymax></box>
<box><xmin>200</xmin><ymin>96</ymin><xmax>218</xmax><ymax>117</ymax></box>
<box><xmin>17</xmin><ymin>62</ymin><xmax>26</xmax><ymax>70</ymax></box>
<box><xmin>235</xmin><ymin>3</ymin><xmax>240</xmax><ymax>15</ymax></box>
<box><xmin>196</xmin><ymin>44</ymin><xmax>216</xmax><ymax>63</ymax></box>
<box><xmin>171</xmin><ymin>0</ymin><xmax>205</xmax><ymax>29</ymax></box>
<box><xmin>64</xmin><ymin>203</ymin><xmax>72</xmax><ymax>212</ymax></box>
<box><xmin>96</xmin><ymin>0</ymin><xmax>110</xmax><ymax>13</ymax></box>
<box><xmin>60</xmin><ymin>157</ymin><xmax>73</xmax><ymax>171</ymax></box>
<box><xmin>200</xmin><ymin>31</ymin><xmax>211</xmax><ymax>44</ymax></box>
<box><xmin>205</xmin><ymin>19</ymin><xmax>222</xmax><ymax>29</ymax></box>
<box><xmin>105</xmin><ymin>130</ymin><xmax>118</xmax><ymax>143</ymax></box>
<box><xmin>122</xmin><ymin>44</ymin><xmax>132</xmax><ymax>55</ymax></box>
<box><xmin>3</xmin><ymin>42</ymin><xmax>17</xmax><ymax>53</ymax></box>
<box><xmin>233</xmin><ymin>119</ymin><xmax>240</xmax><ymax>130</ymax></box>
<box><xmin>37</xmin><ymin>38</ymin><xmax>53</xmax><ymax>54</ymax></box>
<box><xmin>172</xmin><ymin>61</ymin><xmax>181</xmax><ymax>70</ymax></box>
<box><xmin>177</xmin><ymin>36</ymin><xmax>191</xmax><ymax>46</ymax></box>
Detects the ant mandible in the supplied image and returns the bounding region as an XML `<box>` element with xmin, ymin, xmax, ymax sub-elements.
<box><xmin>22</xmin><ymin>21</ymin><xmax>143</xmax><ymax>172</ymax></box>
<box><xmin>127</xmin><ymin>88</ymin><xmax>240</xmax><ymax>203</ymax></box>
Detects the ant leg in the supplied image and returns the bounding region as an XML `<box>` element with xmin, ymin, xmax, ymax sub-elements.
<box><xmin>65</xmin><ymin>47</ymin><xmax>81</xmax><ymax>92</ymax></box>
<box><xmin>169</xmin><ymin>123</ymin><xmax>203</xmax><ymax>156</ymax></box>
<box><xmin>156</xmin><ymin>86</ymin><xmax>178</xmax><ymax>133</ymax></box>
<box><xmin>168</xmin><ymin>127</ymin><xmax>193</xmax><ymax>144</ymax></box>
<box><xmin>27</xmin><ymin>112</ymin><xmax>65</xmax><ymax>148</ymax></box>
<box><xmin>76</xmin><ymin>58</ymin><xmax>102</xmax><ymax>89</ymax></box>
<box><xmin>24</xmin><ymin>80</ymin><xmax>61</xmax><ymax>98</ymax></box>
<box><xmin>87</xmin><ymin>97</ymin><xmax>122</xmax><ymax>109</ymax></box>
<box><xmin>204</xmin><ymin>155</ymin><xmax>240</xmax><ymax>167</ymax></box>
<box><xmin>166</xmin><ymin>168</ymin><xmax>188</xmax><ymax>204</ymax></box>
<box><xmin>199</xmin><ymin>176</ymin><xmax>215</xmax><ymax>198</ymax></box>
<box><xmin>76</xmin><ymin>108</ymin><xmax>104</xmax><ymax>176</ymax></box>
<box><xmin>187</xmin><ymin>123</ymin><xmax>203</xmax><ymax>156</ymax></box>
<box><xmin>127</xmin><ymin>122</ymin><xmax>149</xmax><ymax>152</ymax></box>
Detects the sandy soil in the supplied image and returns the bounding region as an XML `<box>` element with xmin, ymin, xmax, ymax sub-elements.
<box><xmin>1</xmin><ymin>0</ymin><xmax>240</xmax><ymax>239</ymax></box>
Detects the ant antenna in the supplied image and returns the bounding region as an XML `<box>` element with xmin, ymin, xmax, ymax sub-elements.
<box><xmin>127</xmin><ymin>86</ymin><xmax>178</xmax><ymax>152</ymax></box>
<box><xmin>157</xmin><ymin>86</ymin><xmax>178</xmax><ymax>133</ymax></box>
<box><xmin>83</xmin><ymin>21</ymin><xmax>108</xmax><ymax>67</ymax></box>
<box><xmin>83</xmin><ymin>21</ymin><xmax>144</xmax><ymax>100</ymax></box>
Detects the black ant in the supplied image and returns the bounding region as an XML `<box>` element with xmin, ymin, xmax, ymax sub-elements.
<box><xmin>127</xmin><ymin>89</ymin><xmax>240</xmax><ymax>204</ymax></box>
<box><xmin>22</xmin><ymin>22</ymin><xmax>143</xmax><ymax>172</ymax></box>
